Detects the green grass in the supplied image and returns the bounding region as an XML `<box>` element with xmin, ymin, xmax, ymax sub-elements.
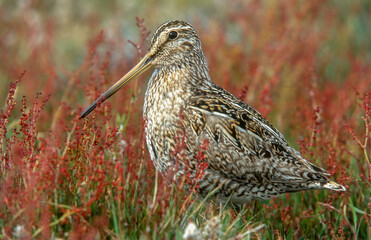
<box><xmin>0</xmin><ymin>0</ymin><xmax>370</xmax><ymax>239</ymax></box>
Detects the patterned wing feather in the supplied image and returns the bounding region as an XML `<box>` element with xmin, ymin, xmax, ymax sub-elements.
<box><xmin>184</xmin><ymin>87</ymin><xmax>329</xmax><ymax>185</ymax></box>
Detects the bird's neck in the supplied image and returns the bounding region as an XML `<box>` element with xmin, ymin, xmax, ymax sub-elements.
<box><xmin>144</xmin><ymin>57</ymin><xmax>212</xmax><ymax>115</ymax></box>
<box><xmin>155</xmin><ymin>54</ymin><xmax>211</xmax><ymax>87</ymax></box>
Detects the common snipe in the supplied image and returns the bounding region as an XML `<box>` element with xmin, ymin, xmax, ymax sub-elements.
<box><xmin>81</xmin><ymin>20</ymin><xmax>345</xmax><ymax>204</ymax></box>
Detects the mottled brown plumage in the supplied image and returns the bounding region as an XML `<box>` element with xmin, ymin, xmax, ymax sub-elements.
<box><xmin>81</xmin><ymin>20</ymin><xmax>346</xmax><ymax>204</ymax></box>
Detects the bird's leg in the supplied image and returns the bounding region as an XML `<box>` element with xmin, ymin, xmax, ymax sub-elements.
<box><xmin>233</xmin><ymin>203</ymin><xmax>242</xmax><ymax>213</ymax></box>
<box><xmin>252</xmin><ymin>200</ymin><xmax>258</xmax><ymax>215</ymax></box>
<box><xmin>219</xmin><ymin>202</ymin><xmax>223</xmax><ymax>217</ymax></box>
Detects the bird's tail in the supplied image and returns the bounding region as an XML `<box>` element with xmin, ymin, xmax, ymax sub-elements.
<box><xmin>308</xmin><ymin>180</ymin><xmax>346</xmax><ymax>191</ymax></box>
<box><xmin>322</xmin><ymin>180</ymin><xmax>346</xmax><ymax>191</ymax></box>
<box><xmin>304</xmin><ymin>161</ymin><xmax>346</xmax><ymax>192</ymax></box>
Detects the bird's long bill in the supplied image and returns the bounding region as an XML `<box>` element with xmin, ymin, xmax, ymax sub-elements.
<box><xmin>80</xmin><ymin>54</ymin><xmax>153</xmax><ymax>118</ymax></box>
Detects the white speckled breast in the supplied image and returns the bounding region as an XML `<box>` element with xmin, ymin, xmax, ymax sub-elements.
<box><xmin>143</xmin><ymin>66</ymin><xmax>191</xmax><ymax>172</ymax></box>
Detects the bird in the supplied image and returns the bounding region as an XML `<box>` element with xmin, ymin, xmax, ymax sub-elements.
<box><xmin>80</xmin><ymin>20</ymin><xmax>346</xmax><ymax>204</ymax></box>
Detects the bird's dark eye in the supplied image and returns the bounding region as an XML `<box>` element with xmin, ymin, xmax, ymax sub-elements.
<box><xmin>169</xmin><ymin>31</ymin><xmax>178</xmax><ymax>40</ymax></box>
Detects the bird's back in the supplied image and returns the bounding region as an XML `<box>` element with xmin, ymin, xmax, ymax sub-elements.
<box><xmin>179</xmin><ymin>82</ymin><xmax>343</xmax><ymax>203</ymax></box>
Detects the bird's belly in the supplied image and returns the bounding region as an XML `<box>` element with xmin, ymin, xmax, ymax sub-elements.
<box><xmin>144</xmin><ymin>95</ymin><xmax>186</xmax><ymax>173</ymax></box>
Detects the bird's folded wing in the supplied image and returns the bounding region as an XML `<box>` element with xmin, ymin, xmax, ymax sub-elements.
<box><xmin>184</xmin><ymin>91</ymin><xmax>328</xmax><ymax>183</ymax></box>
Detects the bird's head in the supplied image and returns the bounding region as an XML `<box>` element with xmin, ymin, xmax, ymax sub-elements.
<box><xmin>146</xmin><ymin>20</ymin><xmax>202</xmax><ymax>67</ymax></box>
<box><xmin>80</xmin><ymin>20</ymin><xmax>202</xmax><ymax>118</ymax></box>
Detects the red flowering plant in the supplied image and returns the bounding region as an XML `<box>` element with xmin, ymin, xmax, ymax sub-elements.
<box><xmin>0</xmin><ymin>1</ymin><xmax>370</xmax><ymax>239</ymax></box>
